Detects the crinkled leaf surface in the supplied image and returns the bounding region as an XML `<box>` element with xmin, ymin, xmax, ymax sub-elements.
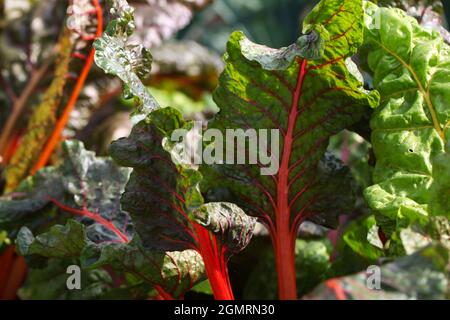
<box><xmin>109</xmin><ymin>107</ymin><xmax>255</xmax><ymax>299</ymax></box>
<box><xmin>201</xmin><ymin>0</ymin><xmax>379</xmax><ymax>238</ymax></box>
<box><xmin>94</xmin><ymin>0</ymin><xmax>159</xmax><ymax>118</ymax></box>
<box><xmin>16</xmin><ymin>220</ymin><xmax>204</xmax><ymax>299</ymax></box>
<box><xmin>308</xmin><ymin>244</ymin><xmax>449</xmax><ymax>300</ymax></box>
<box><xmin>17</xmin><ymin>220</ymin><xmax>87</xmax><ymax>258</ymax></box>
<box><xmin>363</xmin><ymin>3</ymin><xmax>450</xmax><ymax>244</ymax></box>
<box><xmin>109</xmin><ymin>107</ymin><xmax>256</xmax><ymax>258</ymax></box>
<box><xmin>129</xmin><ymin>0</ymin><xmax>213</xmax><ymax>48</ymax></box>
<box><xmin>193</xmin><ymin>202</ymin><xmax>255</xmax><ymax>259</ymax></box>
<box><xmin>110</xmin><ymin>107</ymin><xmax>199</xmax><ymax>251</ymax></box>
<box><xmin>88</xmin><ymin>234</ymin><xmax>205</xmax><ymax>298</ymax></box>
<box><xmin>243</xmin><ymin>238</ymin><xmax>333</xmax><ymax>299</ymax></box>
<box><xmin>0</xmin><ymin>140</ymin><xmax>131</xmax><ymax>243</ymax></box>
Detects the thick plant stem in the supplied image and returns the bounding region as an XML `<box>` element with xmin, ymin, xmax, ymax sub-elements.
<box><xmin>193</xmin><ymin>224</ymin><xmax>234</xmax><ymax>300</ymax></box>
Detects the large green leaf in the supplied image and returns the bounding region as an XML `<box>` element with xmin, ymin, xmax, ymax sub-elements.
<box><xmin>362</xmin><ymin>3</ymin><xmax>450</xmax><ymax>248</ymax></box>
<box><xmin>17</xmin><ymin>220</ymin><xmax>88</xmax><ymax>258</ymax></box>
<box><xmin>199</xmin><ymin>0</ymin><xmax>379</xmax><ymax>298</ymax></box>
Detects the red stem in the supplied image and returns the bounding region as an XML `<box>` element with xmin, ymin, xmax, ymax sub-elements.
<box><xmin>325</xmin><ymin>279</ymin><xmax>347</xmax><ymax>300</ymax></box>
<box><xmin>193</xmin><ymin>223</ymin><xmax>234</xmax><ymax>300</ymax></box>
<box><xmin>30</xmin><ymin>0</ymin><xmax>103</xmax><ymax>174</ymax></box>
<box><xmin>154</xmin><ymin>285</ymin><xmax>175</xmax><ymax>300</ymax></box>
<box><xmin>48</xmin><ymin>197</ymin><xmax>129</xmax><ymax>243</ymax></box>
<box><xmin>273</xmin><ymin>58</ymin><xmax>308</xmax><ymax>300</ymax></box>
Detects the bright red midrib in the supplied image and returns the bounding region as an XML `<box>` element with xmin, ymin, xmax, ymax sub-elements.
<box><xmin>274</xmin><ymin>58</ymin><xmax>308</xmax><ymax>300</ymax></box>
<box><xmin>49</xmin><ymin>197</ymin><xmax>129</xmax><ymax>243</ymax></box>
<box><xmin>193</xmin><ymin>223</ymin><xmax>234</xmax><ymax>300</ymax></box>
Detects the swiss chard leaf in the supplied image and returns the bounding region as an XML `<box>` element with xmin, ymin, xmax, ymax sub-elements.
<box><xmin>109</xmin><ymin>107</ymin><xmax>256</xmax><ymax>254</ymax></box>
<box><xmin>307</xmin><ymin>244</ymin><xmax>449</xmax><ymax>300</ymax></box>
<box><xmin>362</xmin><ymin>3</ymin><xmax>450</xmax><ymax>252</ymax></box>
<box><xmin>88</xmin><ymin>234</ymin><xmax>205</xmax><ymax>299</ymax></box>
<box><xmin>199</xmin><ymin>0</ymin><xmax>379</xmax><ymax>299</ymax></box>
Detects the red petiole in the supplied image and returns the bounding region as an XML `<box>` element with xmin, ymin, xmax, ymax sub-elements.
<box><xmin>193</xmin><ymin>223</ymin><xmax>234</xmax><ymax>300</ymax></box>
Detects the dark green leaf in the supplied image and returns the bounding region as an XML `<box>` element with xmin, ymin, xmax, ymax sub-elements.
<box><xmin>2</xmin><ymin>139</ymin><xmax>206</xmax><ymax>298</ymax></box>
<box><xmin>110</xmin><ymin>107</ymin><xmax>256</xmax><ymax>259</ymax></box>
<box><xmin>94</xmin><ymin>0</ymin><xmax>159</xmax><ymax>118</ymax></box>
<box><xmin>18</xmin><ymin>258</ymin><xmax>115</xmax><ymax>300</ymax></box>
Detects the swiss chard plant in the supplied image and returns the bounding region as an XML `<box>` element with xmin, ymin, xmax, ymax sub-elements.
<box><xmin>0</xmin><ymin>0</ymin><xmax>449</xmax><ymax>301</ymax></box>
<box><xmin>200</xmin><ymin>0</ymin><xmax>379</xmax><ymax>299</ymax></box>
